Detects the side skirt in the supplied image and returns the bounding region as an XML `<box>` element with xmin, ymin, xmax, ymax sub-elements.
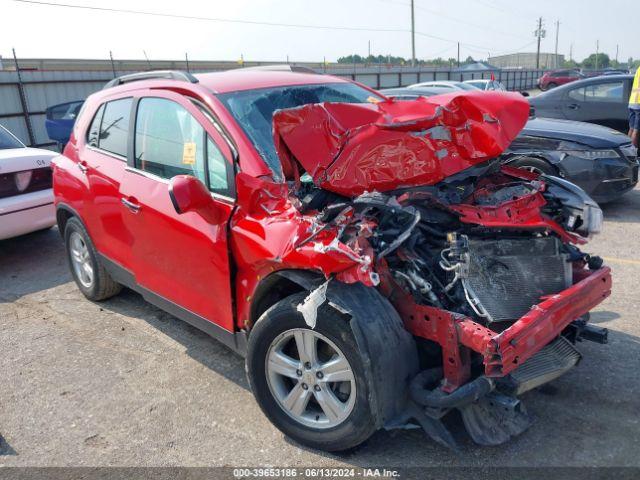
<box><xmin>98</xmin><ymin>253</ymin><xmax>247</xmax><ymax>356</ymax></box>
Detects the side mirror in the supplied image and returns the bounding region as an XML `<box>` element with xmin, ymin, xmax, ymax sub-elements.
<box><xmin>520</xmin><ymin>91</ymin><xmax>530</xmax><ymax>97</ymax></box>
<box><xmin>169</xmin><ymin>175</ymin><xmax>225</xmax><ymax>224</ymax></box>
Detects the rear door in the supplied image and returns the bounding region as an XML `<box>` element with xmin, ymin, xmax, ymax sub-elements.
<box><xmin>562</xmin><ymin>79</ymin><xmax>628</xmax><ymax>130</ymax></box>
<box><xmin>119</xmin><ymin>91</ymin><xmax>236</xmax><ymax>331</ymax></box>
<box><xmin>79</xmin><ymin>97</ymin><xmax>133</xmax><ymax>270</ymax></box>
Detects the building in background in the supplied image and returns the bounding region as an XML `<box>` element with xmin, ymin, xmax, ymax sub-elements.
<box><xmin>489</xmin><ymin>53</ymin><xmax>565</xmax><ymax>69</ymax></box>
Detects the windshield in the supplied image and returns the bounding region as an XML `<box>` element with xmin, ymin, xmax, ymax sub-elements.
<box><xmin>0</xmin><ymin>125</ymin><xmax>25</xmax><ymax>150</ymax></box>
<box><xmin>217</xmin><ymin>82</ymin><xmax>384</xmax><ymax>180</ymax></box>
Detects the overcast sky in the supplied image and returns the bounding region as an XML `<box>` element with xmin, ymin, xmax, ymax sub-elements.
<box><xmin>0</xmin><ymin>0</ymin><xmax>636</xmax><ymax>64</ymax></box>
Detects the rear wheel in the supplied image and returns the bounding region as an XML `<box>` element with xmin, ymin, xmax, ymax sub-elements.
<box><xmin>246</xmin><ymin>293</ymin><xmax>377</xmax><ymax>452</ymax></box>
<box><xmin>510</xmin><ymin>157</ymin><xmax>556</xmax><ymax>176</ymax></box>
<box><xmin>64</xmin><ymin>217</ymin><xmax>122</xmax><ymax>301</ymax></box>
<box><xmin>547</xmin><ymin>82</ymin><xmax>558</xmax><ymax>89</ymax></box>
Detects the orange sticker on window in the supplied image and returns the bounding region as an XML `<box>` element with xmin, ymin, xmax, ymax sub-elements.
<box><xmin>182</xmin><ymin>142</ymin><xmax>197</xmax><ymax>165</ymax></box>
<box><xmin>366</xmin><ymin>96</ymin><xmax>382</xmax><ymax>104</ymax></box>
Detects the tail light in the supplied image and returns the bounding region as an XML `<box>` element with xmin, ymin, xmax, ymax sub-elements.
<box><xmin>0</xmin><ymin>167</ymin><xmax>52</xmax><ymax>199</ymax></box>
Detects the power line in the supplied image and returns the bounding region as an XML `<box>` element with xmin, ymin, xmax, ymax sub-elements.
<box><xmin>9</xmin><ymin>0</ymin><xmax>504</xmax><ymax>55</ymax></box>
<box><xmin>8</xmin><ymin>0</ymin><xmax>412</xmax><ymax>34</ymax></box>
<box><xmin>376</xmin><ymin>0</ymin><xmax>531</xmax><ymax>41</ymax></box>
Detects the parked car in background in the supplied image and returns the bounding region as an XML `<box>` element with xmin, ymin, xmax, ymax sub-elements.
<box><xmin>538</xmin><ymin>69</ymin><xmax>584</xmax><ymax>90</ymax></box>
<box><xmin>584</xmin><ymin>68</ymin><xmax>629</xmax><ymax>77</ymax></box>
<box><xmin>463</xmin><ymin>79</ymin><xmax>506</xmax><ymax>91</ymax></box>
<box><xmin>504</xmin><ymin>117</ymin><xmax>638</xmax><ymax>203</ymax></box>
<box><xmin>54</xmin><ymin>69</ymin><xmax>612</xmax><ymax>452</ymax></box>
<box><xmin>45</xmin><ymin>100</ymin><xmax>84</xmax><ymax>149</ymax></box>
<box><xmin>529</xmin><ymin>74</ymin><xmax>633</xmax><ymax>132</ymax></box>
<box><xmin>382</xmin><ymin>87</ymin><xmax>638</xmax><ymax>203</ymax></box>
<box><xmin>379</xmin><ymin>86</ymin><xmax>451</xmax><ymax>99</ymax></box>
<box><xmin>0</xmin><ymin>124</ymin><xmax>57</xmax><ymax>240</ymax></box>
<box><xmin>407</xmin><ymin>80</ymin><xmax>480</xmax><ymax>91</ymax></box>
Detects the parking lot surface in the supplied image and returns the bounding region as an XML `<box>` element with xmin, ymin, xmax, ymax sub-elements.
<box><xmin>1</xmin><ymin>186</ymin><xmax>639</xmax><ymax>468</ymax></box>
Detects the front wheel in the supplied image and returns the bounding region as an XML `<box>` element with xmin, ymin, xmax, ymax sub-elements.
<box><xmin>246</xmin><ymin>293</ymin><xmax>377</xmax><ymax>452</ymax></box>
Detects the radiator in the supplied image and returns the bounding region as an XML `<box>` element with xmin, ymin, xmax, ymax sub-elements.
<box><xmin>462</xmin><ymin>237</ymin><xmax>572</xmax><ymax>322</ymax></box>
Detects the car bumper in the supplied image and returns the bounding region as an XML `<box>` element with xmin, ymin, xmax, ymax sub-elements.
<box><xmin>559</xmin><ymin>155</ymin><xmax>639</xmax><ymax>203</ymax></box>
<box><xmin>393</xmin><ymin>266</ymin><xmax>611</xmax><ymax>390</ymax></box>
<box><xmin>0</xmin><ymin>189</ymin><xmax>55</xmax><ymax>240</ymax></box>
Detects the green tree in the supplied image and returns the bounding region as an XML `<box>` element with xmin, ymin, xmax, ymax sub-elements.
<box><xmin>581</xmin><ymin>52</ymin><xmax>610</xmax><ymax>69</ymax></box>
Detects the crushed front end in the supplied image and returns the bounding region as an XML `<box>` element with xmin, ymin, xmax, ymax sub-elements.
<box><xmin>234</xmin><ymin>91</ymin><xmax>612</xmax><ymax>448</ymax></box>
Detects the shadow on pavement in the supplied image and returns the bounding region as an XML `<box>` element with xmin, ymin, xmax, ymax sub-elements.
<box><xmin>0</xmin><ymin>228</ymin><xmax>70</xmax><ymax>303</ymax></box>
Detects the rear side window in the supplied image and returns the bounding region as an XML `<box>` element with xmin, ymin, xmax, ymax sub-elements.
<box><xmin>568</xmin><ymin>82</ymin><xmax>625</xmax><ymax>102</ymax></box>
<box><xmin>87</xmin><ymin>104</ymin><xmax>104</xmax><ymax>148</ymax></box>
<box><xmin>98</xmin><ymin>98</ymin><xmax>132</xmax><ymax>157</ymax></box>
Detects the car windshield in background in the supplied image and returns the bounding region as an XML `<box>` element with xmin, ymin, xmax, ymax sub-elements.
<box><xmin>0</xmin><ymin>126</ymin><xmax>25</xmax><ymax>150</ymax></box>
<box><xmin>217</xmin><ymin>82</ymin><xmax>383</xmax><ymax>180</ymax></box>
<box><xmin>456</xmin><ymin>82</ymin><xmax>480</xmax><ymax>91</ymax></box>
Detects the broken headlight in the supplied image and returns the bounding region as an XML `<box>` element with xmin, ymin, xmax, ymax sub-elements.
<box><xmin>542</xmin><ymin>175</ymin><xmax>603</xmax><ymax>237</ymax></box>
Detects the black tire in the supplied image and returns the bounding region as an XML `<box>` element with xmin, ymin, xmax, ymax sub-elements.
<box><xmin>64</xmin><ymin>217</ymin><xmax>122</xmax><ymax>301</ymax></box>
<box><xmin>246</xmin><ymin>292</ymin><xmax>377</xmax><ymax>452</ymax></box>
<box><xmin>547</xmin><ymin>82</ymin><xmax>557</xmax><ymax>90</ymax></box>
<box><xmin>510</xmin><ymin>157</ymin><xmax>557</xmax><ymax>176</ymax></box>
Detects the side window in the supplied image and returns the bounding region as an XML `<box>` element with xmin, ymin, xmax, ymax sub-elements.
<box><xmin>207</xmin><ymin>137</ymin><xmax>229</xmax><ymax>192</ymax></box>
<box><xmin>99</xmin><ymin>98</ymin><xmax>132</xmax><ymax>157</ymax></box>
<box><xmin>86</xmin><ymin>104</ymin><xmax>104</xmax><ymax>148</ymax></box>
<box><xmin>584</xmin><ymin>82</ymin><xmax>624</xmax><ymax>102</ymax></box>
<box><xmin>135</xmin><ymin>97</ymin><xmax>207</xmax><ymax>183</ymax></box>
<box><xmin>568</xmin><ymin>87</ymin><xmax>585</xmax><ymax>102</ymax></box>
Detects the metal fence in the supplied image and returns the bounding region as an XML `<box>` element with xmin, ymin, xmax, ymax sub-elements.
<box><xmin>0</xmin><ymin>64</ymin><xmax>544</xmax><ymax>148</ymax></box>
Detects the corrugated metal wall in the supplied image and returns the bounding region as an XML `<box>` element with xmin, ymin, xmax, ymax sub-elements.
<box><xmin>0</xmin><ymin>66</ymin><xmax>543</xmax><ymax>148</ymax></box>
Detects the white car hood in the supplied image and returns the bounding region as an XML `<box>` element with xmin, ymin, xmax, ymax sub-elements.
<box><xmin>0</xmin><ymin>147</ymin><xmax>57</xmax><ymax>174</ymax></box>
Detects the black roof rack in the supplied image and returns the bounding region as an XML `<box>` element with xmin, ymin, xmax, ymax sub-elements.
<box><xmin>103</xmin><ymin>70</ymin><xmax>199</xmax><ymax>90</ymax></box>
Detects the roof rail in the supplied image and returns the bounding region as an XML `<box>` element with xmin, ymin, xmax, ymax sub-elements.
<box><xmin>103</xmin><ymin>70</ymin><xmax>199</xmax><ymax>89</ymax></box>
<box><xmin>240</xmin><ymin>65</ymin><xmax>317</xmax><ymax>74</ymax></box>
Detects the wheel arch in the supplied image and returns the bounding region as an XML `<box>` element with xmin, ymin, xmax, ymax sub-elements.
<box><xmin>248</xmin><ymin>269</ymin><xmax>325</xmax><ymax>331</ymax></box>
<box><xmin>55</xmin><ymin>203</ymin><xmax>83</xmax><ymax>238</ymax></box>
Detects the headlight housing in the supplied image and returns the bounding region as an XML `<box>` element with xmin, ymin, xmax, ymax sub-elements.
<box><xmin>14</xmin><ymin>170</ymin><xmax>33</xmax><ymax>192</ymax></box>
<box><xmin>620</xmin><ymin>143</ymin><xmax>638</xmax><ymax>159</ymax></box>
<box><xmin>562</xmin><ymin>149</ymin><xmax>620</xmax><ymax>160</ymax></box>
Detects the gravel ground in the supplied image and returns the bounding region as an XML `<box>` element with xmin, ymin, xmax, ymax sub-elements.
<box><xmin>0</xmin><ymin>186</ymin><xmax>639</xmax><ymax>468</ymax></box>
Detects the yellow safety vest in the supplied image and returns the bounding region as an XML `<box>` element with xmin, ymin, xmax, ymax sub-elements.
<box><xmin>630</xmin><ymin>66</ymin><xmax>640</xmax><ymax>108</ymax></box>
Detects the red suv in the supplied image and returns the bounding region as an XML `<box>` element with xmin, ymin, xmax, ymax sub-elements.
<box><xmin>538</xmin><ymin>69</ymin><xmax>584</xmax><ymax>90</ymax></box>
<box><xmin>53</xmin><ymin>68</ymin><xmax>611</xmax><ymax>451</ymax></box>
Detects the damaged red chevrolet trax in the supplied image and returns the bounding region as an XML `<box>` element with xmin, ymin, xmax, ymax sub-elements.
<box><xmin>53</xmin><ymin>68</ymin><xmax>612</xmax><ymax>451</ymax></box>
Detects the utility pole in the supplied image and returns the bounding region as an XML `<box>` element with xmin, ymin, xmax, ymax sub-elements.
<box><xmin>410</xmin><ymin>0</ymin><xmax>416</xmax><ymax>66</ymax></box>
<box><xmin>534</xmin><ymin>17</ymin><xmax>546</xmax><ymax>69</ymax></box>
<box><xmin>569</xmin><ymin>43</ymin><xmax>573</xmax><ymax>63</ymax></box>
<box><xmin>554</xmin><ymin>20</ymin><xmax>560</xmax><ymax>68</ymax></box>
<box><xmin>595</xmin><ymin>40</ymin><xmax>599</xmax><ymax>71</ymax></box>
<box><xmin>457</xmin><ymin>42</ymin><xmax>460</xmax><ymax>68</ymax></box>
<box><xmin>615</xmin><ymin>44</ymin><xmax>619</xmax><ymax>65</ymax></box>
<box><xmin>185</xmin><ymin>52</ymin><xmax>190</xmax><ymax>73</ymax></box>
<box><xmin>109</xmin><ymin>50</ymin><xmax>116</xmax><ymax>78</ymax></box>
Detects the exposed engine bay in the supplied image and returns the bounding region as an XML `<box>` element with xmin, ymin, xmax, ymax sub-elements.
<box><xmin>231</xmin><ymin>91</ymin><xmax>612</xmax><ymax>448</ymax></box>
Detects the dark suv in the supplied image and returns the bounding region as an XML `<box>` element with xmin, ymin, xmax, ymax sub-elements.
<box><xmin>53</xmin><ymin>69</ymin><xmax>612</xmax><ymax>451</ymax></box>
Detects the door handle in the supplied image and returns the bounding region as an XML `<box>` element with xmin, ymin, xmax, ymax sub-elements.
<box><xmin>121</xmin><ymin>197</ymin><xmax>141</xmax><ymax>213</ymax></box>
<box><xmin>77</xmin><ymin>160</ymin><xmax>88</xmax><ymax>173</ymax></box>
<box><xmin>567</xmin><ymin>103</ymin><xmax>580</xmax><ymax>110</ymax></box>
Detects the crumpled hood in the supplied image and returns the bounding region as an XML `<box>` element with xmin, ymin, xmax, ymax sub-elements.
<box><xmin>273</xmin><ymin>91</ymin><xmax>530</xmax><ymax>196</ymax></box>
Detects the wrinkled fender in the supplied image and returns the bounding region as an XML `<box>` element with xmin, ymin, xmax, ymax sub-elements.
<box><xmin>320</xmin><ymin>281</ymin><xmax>419</xmax><ymax>428</ymax></box>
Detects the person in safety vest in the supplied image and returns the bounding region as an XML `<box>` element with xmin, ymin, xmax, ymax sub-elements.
<box><xmin>629</xmin><ymin>65</ymin><xmax>640</xmax><ymax>148</ymax></box>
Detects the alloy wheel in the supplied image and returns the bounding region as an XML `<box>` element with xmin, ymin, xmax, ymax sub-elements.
<box><xmin>265</xmin><ymin>328</ymin><xmax>356</xmax><ymax>429</ymax></box>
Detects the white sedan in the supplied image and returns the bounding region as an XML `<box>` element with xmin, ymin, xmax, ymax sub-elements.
<box><xmin>0</xmin><ymin>125</ymin><xmax>58</xmax><ymax>240</ymax></box>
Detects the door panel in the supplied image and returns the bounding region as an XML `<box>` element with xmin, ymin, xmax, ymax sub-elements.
<box><xmin>80</xmin><ymin>99</ymin><xmax>133</xmax><ymax>269</ymax></box>
<box><xmin>119</xmin><ymin>92</ymin><xmax>236</xmax><ymax>331</ymax></box>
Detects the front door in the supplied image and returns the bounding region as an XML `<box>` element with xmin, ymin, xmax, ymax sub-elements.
<box><xmin>119</xmin><ymin>92</ymin><xmax>236</xmax><ymax>331</ymax></box>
